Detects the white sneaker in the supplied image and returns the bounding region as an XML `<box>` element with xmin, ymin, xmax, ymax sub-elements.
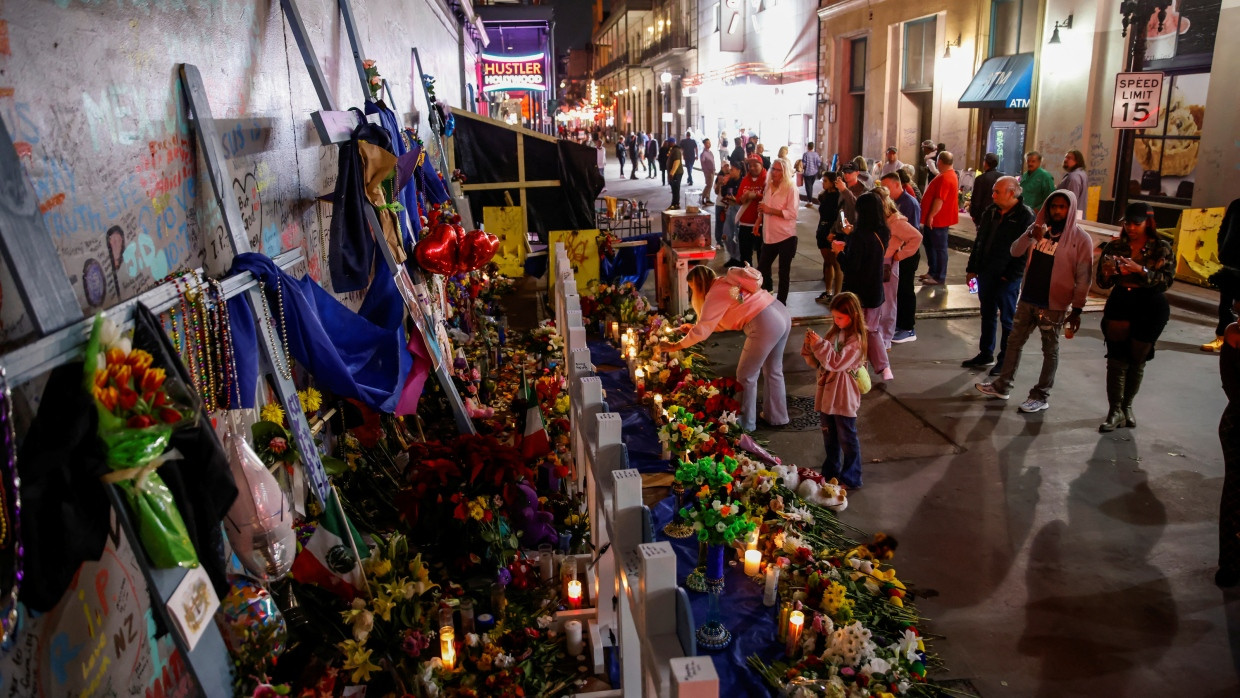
<box><xmin>1018</xmin><ymin>398</ymin><xmax>1049</xmax><ymax>413</ymax></box>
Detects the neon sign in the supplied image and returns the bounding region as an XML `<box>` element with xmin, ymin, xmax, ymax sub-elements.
<box><xmin>480</xmin><ymin>52</ymin><xmax>547</xmax><ymax>92</ymax></box>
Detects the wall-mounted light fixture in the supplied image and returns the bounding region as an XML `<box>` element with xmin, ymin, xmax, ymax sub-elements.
<box><xmin>660</xmin><ymin>71</ymin><xmax>673</xmax><ymax>85</ymax></box>
<box><xmin>943</xmin><ymin>34</ymin><xmax>962</xmax><ymax>58</ymax></box>
<box><xmin>1048</xmin><ymin>14</ymin><xmax>1074</xmax><ymax>44</ymax></box>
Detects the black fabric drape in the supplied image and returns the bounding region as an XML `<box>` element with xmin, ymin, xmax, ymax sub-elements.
<box><xmin>329</xmin><ymin>108</ymin><xmax>396</xmax><ymax>293</ymax></box>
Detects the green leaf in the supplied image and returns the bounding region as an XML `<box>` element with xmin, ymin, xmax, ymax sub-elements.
<box><xmin>321</xmin><ymin>456</ymin><xmax>349</xmax><ymax>475</ymax></box>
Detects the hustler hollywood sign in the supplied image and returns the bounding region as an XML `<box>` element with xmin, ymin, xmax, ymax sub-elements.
<box><xmin>480</xmin><ymin>53</ymin><xmax>547</xmax><ymax>93</ymax></box>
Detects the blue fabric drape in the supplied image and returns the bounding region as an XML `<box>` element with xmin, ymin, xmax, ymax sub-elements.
<box><xmin>227</xmin><ymin>252</ymin><xmax>410</xmax><ymax>413</ymax></box>
<box><xmin>588</xmin><ymin>337</ymin><xmax>670</xmax><ymax>474</ymax></box>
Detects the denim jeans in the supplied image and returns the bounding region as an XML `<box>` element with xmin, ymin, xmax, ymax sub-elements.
<box><xmin>992</xmin><ymin>300</ymin><xmax>1065</xmax><ymax>401</ymax></box>
<box><xmin>977</xmin><ymin>275</ymin><xmax>1021</xmax><ymax>362</ymax></box>
<box><xmin>820</xmin><ymin>413</ymin><xmax>862</xmax><ymax>488</ymax></box>
<box><xmin>896</xmin><ymin>250</ymin><xmax>920</xmax><ymax>331</ymax></box>
<box><xmin>721</xmin><ymin>205</ymin><xmax>741</xmax><ymax>261</ymax></box>
<box><xmin>924</xmin><ymin>226</ymin><xmax>949</xmax><ymax>282</ymax></box>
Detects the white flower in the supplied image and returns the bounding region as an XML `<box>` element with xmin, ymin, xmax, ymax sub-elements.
<box><xmin>494</xmin><ymin>652</ymin><xmax>515</xmax><ymax>668</ymax></box>
<box><xmin>421</xmin><ymin>657</ymin><xmax>444</xmax><ymax>696</ymax></box>
<box><xmin>466</xmin><ymin>632</ymin><xmax>480</xmax><ymax>647</ymax></box>
<box><xmin>862</xmin><ymin>657</ymin><xmax>891</xmax><ymax>677</ymax></box>
<box><xmin>536</xmin><ymin>614</ymin><xmax>553</xmax><ymax>629</ymax></box>
<box><xmin>114</xmin><ymin>336</ymin><xmax>133</xmax><ymax>355</ymax></box>
<box><xmin>715</xmin><ymin>522</ymin><xmax>726</xmax><ymax>532</ymax></box>
<box><xmin>892</xmin><ymin>629</ymin><xmax>920</xmax><ymax>662</ymax></box>
<box><xmin>98</xmin><ymin>316</ymin><xmax>121</xmax><ymax>347</ymax></box>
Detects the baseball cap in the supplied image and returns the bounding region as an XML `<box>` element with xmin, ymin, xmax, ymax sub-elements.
<box><xmin>1124</xmin><ymin>202</ymin><xmax>1154</xmax><ymax>222</ymax></box>
<box><xmin>745</xmin><ymin>155</ymin><xmax>763</xmax><ymax>165</ymax></box>
<box><xmin>840</xmin><ymin>163</ymin><xmax>857</xmax><ymax>173</ymax></box>
<box><xmin>886</xmin><ymin>146</ymin><xmax>898</xmax><ymax>154</ymax></box>
<box><xmin>921</xmin><ymin>139</ymin><xmax>935</xmax><ymax>149</ymax></box>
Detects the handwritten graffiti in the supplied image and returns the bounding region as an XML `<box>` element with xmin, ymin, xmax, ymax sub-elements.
<box><xmin>233</xmin><ymin>172</ymin><xmax>262</xmax><ymax>240</ymax></box>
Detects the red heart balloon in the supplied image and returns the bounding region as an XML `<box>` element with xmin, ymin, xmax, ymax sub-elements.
<box><xmin>460</xmin><ymin>230</ymin><xmax>500</xmax><ymax>271</ymax></box>
<box><xmin>452</xmin><ymin>219</ymin><xmax>469</xmax><ymax>272</ymax></box>
<box><xmin>414</xmin><ymin>221</ymin><xmax>459</xmax><ymax>275</ymax></box>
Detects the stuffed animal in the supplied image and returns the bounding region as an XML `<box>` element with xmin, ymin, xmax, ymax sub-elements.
<box><xmin>510</xmin><ymin>482</ymin><xmax>558</xmax><ymax>549</ymax></box>
<box><xmin>771</xmin><ymin>464</ymin><xmax>801</xmax><ymax>491</ymax></box>
<box><xmin>796</xmin><ymin>477</ymin><xmax>848</xmax><ymax>512</ymax></box>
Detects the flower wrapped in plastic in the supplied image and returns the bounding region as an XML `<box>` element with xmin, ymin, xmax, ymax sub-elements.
<box><xmin>84</xmin><ymin>313</ymin><xmax>198</xmax><ymax>568</ymax></box>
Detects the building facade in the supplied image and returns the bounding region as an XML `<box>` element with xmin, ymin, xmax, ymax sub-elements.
<box><xmin>477</xmin><ymin>3</ymin><xmax>557</xmax><ymax>132</ymax></box>
<box><xmin>815</xmin><ymin>0</ymin><xmax>1239</xmax><ymax>219</ymax></box>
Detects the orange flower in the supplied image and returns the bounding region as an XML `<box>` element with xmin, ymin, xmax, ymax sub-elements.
<box><xmin>105</xmin><ymin>348</ymin><xmax>128</xmax><ymax>366</ymax></box>
<box><xmin>108</xmin><ymin>363</ymin><xmax>133</xmax><ymax>389</ymax></box>
<box><xmin>719</xmin><ymin>505</ymin><xmax>731</xmax><ymax>517</ymax></box>
<box><xmin>93</xmin><ymin>386</ymin><xmax>119</xmax><ymax>411</ymax></box>
<box><xmin>139</xmin><ymin>367</ymin><xmax>167</xmax><ymax>393</ymax></box>
<box><xmin>127</xmin><ymin>349</ymin><xmax>154</xmax><ymax>375</ymax></box>
<box><xmin>118</xmin><ymin>388</ymin><xmax>139</xmax><ymax>411</ymax></box>
<box><xmin>93</xmin><ymin>369</ymin><xmax>108</xmax><ymax>388</ymax></box>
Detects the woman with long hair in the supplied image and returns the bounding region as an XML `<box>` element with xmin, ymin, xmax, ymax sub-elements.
<box><xmin>756</xmin><ymin>158</ymin><xmax>801</xmax><ymax>304</ymax></box>
<box><xmin>876</xmin><ymin>190</ymin><xmax>923</xmax><ymax>355</ymax></box>
<box><xmin>657</xmin><ymin>265</ymin><xmax>791</xmax><ymax>430</ymax></box>
<box><xmin>1095</xmin><ymin>202</ymin><xmax>1175</xmax><ymax>431</ymax></box>
<box><xmin>816</xmin><ymin>171</ymin><xmax>844</xmax><ymax>303</ymax></box>
<box><xmin>834</xmin><ymin>192</ymin><xmax>894</xmax><ymax>380</ymax></box>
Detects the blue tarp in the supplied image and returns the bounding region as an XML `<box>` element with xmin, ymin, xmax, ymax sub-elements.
<box><xmin>588</xmin><ymin>337</ymin><xmax>670</xmax><ymax>474</ymax></box>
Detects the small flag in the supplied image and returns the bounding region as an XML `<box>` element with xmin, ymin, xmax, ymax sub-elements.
<box><xmin>519</xmin><ymin>370</ymin><xmax>551</xmax><ymax>459</ymax></box>
<box><xmin>291</xmin><ymin>489</ymin><xmax>370</xmax><ymax>598</ymax></box>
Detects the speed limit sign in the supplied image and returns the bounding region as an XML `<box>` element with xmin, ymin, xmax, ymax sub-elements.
<box><xmin>1112</xmin><ymin>71</ymin><xmax>1163</xmax><ymax>129</ymax></box>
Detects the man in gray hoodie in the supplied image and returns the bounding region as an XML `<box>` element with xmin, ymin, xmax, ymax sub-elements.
<box><xmin>976</xmin><ymin>189</ymin><xmax>1094</xmax><ymax>412</ymax></box>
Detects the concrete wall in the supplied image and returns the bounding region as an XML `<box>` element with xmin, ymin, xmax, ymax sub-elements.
<box><xmin>1192</xmin><ymin>0</ymin><xmax>1240</xmax><ymax>208</ymax></box>
<box><xmin>0</xmin><ymin>0</ymin><xmax>477</xmax><ymax>344</ymax></box>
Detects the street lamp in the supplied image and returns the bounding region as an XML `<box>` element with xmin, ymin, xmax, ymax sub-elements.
<box><xmin>660</xmin><ymin>71</ymin><xmax>673</xmax><ymax>85</ymax></box>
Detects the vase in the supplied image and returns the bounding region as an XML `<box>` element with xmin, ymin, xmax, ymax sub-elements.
<box><xmin>695</xmin><ymin>586</ymin><xmax>732</xmax><ymax>650</ymax></box>
<box><xmin>685</xmin><ymin>539</ymin><xmax>708</xmax><ymax>592</ymax></box>
<box><xmin>661</xmin><ymin>483</ymin><xmax>694</xmax><ymax>539</ymax></box>
<box><xmin>704</xmin><ymin>542</ymin><xmax>726</xmax><ymax>594</ymax></box>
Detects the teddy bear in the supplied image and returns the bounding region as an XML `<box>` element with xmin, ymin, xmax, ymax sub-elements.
<box><xmin>796</xmin><ymin>477</ymin><xmax>849</xmax><ymax>512</ymax></box>
<box><xmin>509</xmin><ymin>482</ymin><xmax>558</xmax><ymax>549</ymax></box>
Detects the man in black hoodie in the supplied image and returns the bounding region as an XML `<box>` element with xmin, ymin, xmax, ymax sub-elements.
<box><xmin>963</xmin><ymin>176</ymin><xmax>1035</xmax><ymax>373</ymax></box>
<box><xmin>1204</xmin><ymin>198</ymin><xmax>1240</xmax><ymax>352</ymax></box>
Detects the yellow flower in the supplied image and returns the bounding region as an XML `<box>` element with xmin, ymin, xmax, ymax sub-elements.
<box><xmin>371</xmin><ymin>592</ymin><xmax>395</xmax><ymax>622</ymax></box>
<box><xmin>468</xmin><ymin>498</ymin><xmax>486</xmax><ymax>521</ymax></box>
<box><xmin>298</xmin><ymin>387</ymin><xmax>322</xmax><ymax>413</ymax></box>
<box><xmin>341</xmin><ymin>643</ymin><xmax>381</xmax><ymax>683</ymax></box>
<box><xmin>260</xmin><ymin>402</ymin><xmax>285</xmax><ymax>425</ymax></box>
<box><xmin>363</xmin><ymin>556</ymin><xmax>392</xmax><ymax>578</ymax></box>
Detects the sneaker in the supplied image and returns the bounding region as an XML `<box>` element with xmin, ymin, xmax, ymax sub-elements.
<box><xmin>1202</xmin><ymin>336</ymin><xmax>1224</xmax><ymax>352</ymax></box>
<box><xmin>891</xmin><ymin>329</ymin><xmax>917</xmax><ymax>344</ymax></box>
<box><xmin>881</xmin><ymin>366</ymin><xmax>894</xmax><ymax>381</ymax></box>
<box><xmin>961</xmin><ymin>354</ymin><xmax>995</xmax><ymax>369</ymax></box>
<box><xmin>975</xmin><ymin>382</ymin><xmax>1010</xmax><ymax>400</ymax></box>
<box><xmin>1018</xmin><ymin>398</ymin><xmax>1049</xmax><ymax>413</ymax></box>
<box><xmin>921</xmin><ymin>278</ymin><xmax>942</xmax><ymax>286</ymax></box>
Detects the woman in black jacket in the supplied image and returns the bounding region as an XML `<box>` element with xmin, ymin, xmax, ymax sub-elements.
<box><xmin>834</xmin><ymin>192</ymin><xmax>893</xmax><ymax>380</ymax></box>
<box><xmin>816</xmin><ymin>172</ymin><xmax>843</xmax><ymax>303</ymax></box>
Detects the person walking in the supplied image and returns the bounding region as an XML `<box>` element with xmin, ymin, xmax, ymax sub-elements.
<box><xmin>1059</xmin><ymin>150</ymin><xmax>1089</xmax><ymax>213</ymax></box>
<box><xmin>879</xmin><ymin>188</ymin><xmax>922</xmax><ymax>358</ymax></box>
<box><xmin>699</xmin><ymin>138</ymin><xmax>717</xmax><ymax>206</ymax></box>
<box><xmin>963</xmin><ymin>176</ymin><xmax>1035</xmax><ymax>374</ymax></box>
<box><xmin>666</xmin><ymin>139</ymin><xmax>684</xmax><ymax>210</ymax></box>
<box><xmin>881</xmin><ymin>173</ymin><xmax>922</xmax><ymax>344</ymax></box>
<box><xmin>658</xmin><ymin>138</ymin><xmax>672</xmax><ymax>185</ymax></box>
<box><xmin>679</xmin><ymin>131</ymin><xmax>699</xmax><ymax>186</ymax></box>
<box><xmin>627</xmin><ymin>134</ymin><xmax>639</xmax><ymax>180</ymax></box>
<box><xmin>1019</xmin><ymin>151</ymin><xmax>1055</xmax><ymax>212</ymax></box>
<box><xmin>735</xmin><ymin>156</ymin><xmax>767</xmax><ymax>266</ymax></box>
<box><xmin>835</xmin><ymin>192</ymin><xmax>893</xmax><ymax>381</ymax></box>
<box><xmin>880</xmin><ymin>146</ymin><xmax>905</xmax><ymax>177</ymax></box>
<box><xmin>595</xmin><ymin>140</ymin><xmax>607</xmax><ymax>179</ymax></box>
<box><xmin>757</xmin><ymin>158</ymin><xmax>800</xmax><ymax>304</ymax></box>
<box><xmin>1095</xmin><ymin>202</ymin><xmax>1175</xmax><ymax>431</ymax></box>
<box><xmin>636</xmin><ymin>131</ymin><xmax>649</xmax><ymax>173</ymax></box>
<box><xmin>615</xmin><ymin>138</ymin><xmax>627</xmax><ymax>178</ymax></box>
<box><xmin>919</xmin><ymin>151</ymin><xmax>959</xmax><ymax>285</ymax></box>
<box><xmin>645</xmin><ymin>134</ymin><xmax>658</xmax><ymax>179</ymax></box>
<box><xmin>969</xmin><ymin>152</ymin><xmax>1002</xmax><ymax>223</ymax></box>
<box><xmin>802</xmin><ymin>292</ymin><xmax>867</xmax><ymax>490</ymax></box>
<box><xmin>801</xmin><ymin>142</ymin><xmax>822</xmax><ymax>206</ymax></box>
<box><xmin>1203</xmin><ymin>199</ymin><xmax>1240</xmax><ymax>352</ymax></box>
<box><xmin>658</xmin><ymin>265</ymin><xmax>791</xmax><ymax>431</ymax></box>
<box><xmin>1217</xmin><ymin>297</ymin><xmax>1240</xmax><ymax>588</ymax></box>
<box><xmin>976</xmin><ymin>189</ymin><xmax>1094</xmax><ymax>413</ymax></box>
<box><xmin>816</xmin><ymin>172</ymin><xmax>844</xmax><ymax>303</ymax></box>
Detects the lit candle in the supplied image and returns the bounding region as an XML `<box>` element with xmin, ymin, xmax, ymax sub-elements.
<box><xmin>744</xmin><ymin>549</ymin><xmax>761</xmax><ymax>576</ymax></box>
<box><xmin>653</xmin><ymin>394</ymin><xmax>663</xmax><ymax>410</ymax></box>
<box><xmin>539</xmin><ymin>544</ymin><xmax>555</xmax><ymax>581</ymax></box>
<box><xmin>786</xmin><ymin>611</ymin><xmax>804</xmax><ymax>657</ymax></box>
<box><xmin>565</xmin><ymin>619</ymin><xmax>585</xmax><ymax>656</ymax></box>
<box><xmin>440</xmin><ymin>626</ymin><xmax>456</xmax><ymax>670</ymax></box>
<box><xmin>763</xmin><ymin>565</ymin><xmax>780</xmax><ymax>607</ymax></box>
<box><xmin>746</xmin><ymin>530</ymin><xmax>759</xmax><ymax>551</ymax></box>
<box><xmin>610</xmin><ymin>321</ymin><xmax>619</xmax><ymax>340</ymax></box>
<box><xmin>567</xmin><ymin>580</ymin><xmax>583</xmax><ymax>609</ymax></box>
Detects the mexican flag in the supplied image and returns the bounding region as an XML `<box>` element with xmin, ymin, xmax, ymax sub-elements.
<box><xmin>290</xmin><ymin>489</ymin><xmax>370</xmax><ymax>598</ymax></box>
<box><xmin>519</xmin><ymin>372</ymin><xmax>551</xmax><ymax>459</ymax></box>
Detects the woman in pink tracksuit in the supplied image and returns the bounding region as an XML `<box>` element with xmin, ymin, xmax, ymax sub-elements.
<box><xmin>877</xmin><ymin>193</ymin><xmax>923</xmax><ymax>363</ymax></box>
<box><xmin>657</xmin><ymin>265</ymin><xmax>790</xmax><ymax>430</ymax></box>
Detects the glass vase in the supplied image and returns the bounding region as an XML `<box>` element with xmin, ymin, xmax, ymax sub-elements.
<box><xmin>662</xmin><ymin>483</ymin><xmax>694</xmax><ymax>539</ymax></box>
<box><xmin>704</xmin><ymin>541</ymin><xmax>726</xmax><ymax>594</ymax></box>
<box><xmin>695</xmin><ymin>586</ymin><xmax>732</xmax><ymax>651</ymax></box>
<box><xmin>685</xmin><ymin>539</ymin><xmax>708</xmax><ymax>592</ymax></box>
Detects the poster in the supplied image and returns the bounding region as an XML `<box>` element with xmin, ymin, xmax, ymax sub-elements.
<box><xmin>484</xmin><ymin>206</ymin><xmax>528</xmax><ymax>278</ymax></box>
<box><xmin>547</xmin><ymin>229</ymin><xmax>600</xmax><ymax>295</ymax></box>
<box><xmin>1172</xmin><ymin>206</ymin><xmax>1226</xmax><ymax>286</ymax></box>
<box><xmin>0</xmin><ymin>511</ymin><xmax>195</xmax><ymax>698</ymax></box>
<box><xmin>1143</xmin><ymin>0</ymin><xmax>1221</xmax><ymax>63</ymax></box>
<box><xmin>1129</xmin><ymin>72</ymin><xmax>1209</xmax><ymax>202</ymax></box>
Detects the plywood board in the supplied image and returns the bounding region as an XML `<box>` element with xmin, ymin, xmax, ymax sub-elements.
<box><xmin>547</xmin><ymin>229</ymin><xmax>600</xmax><ymax>295</ymax></box>
<box><xmin>485</xmin><ymin>206</ymin><xmax>528</xmax><ymax>278</ymax></box>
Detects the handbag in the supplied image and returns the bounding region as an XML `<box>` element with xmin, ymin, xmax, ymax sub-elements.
<box><xmin>834</xmin><ymin>338</ymin><xmax>872</xmax><ymax>394</ymax></box>
<box><xmin>796</xmin><ymin>172</ymin><xmax>805</xmax><ymax>187</ymax></box>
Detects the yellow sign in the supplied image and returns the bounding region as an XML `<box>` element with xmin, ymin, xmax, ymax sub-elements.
<box><xmin>1173</xmin><ymin>207</ymin><xmax>1226</xmax><ymax>287</ymax></box>
<box><xmin>548</xmin><ymin>229</ymin><xmax>600</xmax><ymax>295</ymax></box>
<box><xmin>484</xmin><ymin>206</ymin><xmax>527</xmax><ymax>278</ymax></box>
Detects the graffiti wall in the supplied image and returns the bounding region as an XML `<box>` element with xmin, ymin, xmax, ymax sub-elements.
<box><xmin>0</xmin><ymin>0</ymin><xmax>479</xmax><ymax>344</ymax></box>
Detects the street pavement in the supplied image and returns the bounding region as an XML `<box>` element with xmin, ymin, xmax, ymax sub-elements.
<box><xmin>589</xmin><ymin>154</ymin><xmax>1240</xmax><ymax>695</ymax></box>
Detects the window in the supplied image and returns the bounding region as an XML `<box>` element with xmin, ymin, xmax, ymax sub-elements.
<box><xmin>1131</xmin><ymin>72</ymin><xmax>1210</xmax><ymax>202</ymax></box>
<box><xmin>902</xmin><ymin>17</ymin><xmax>935</xmax><ymax>92</ymax></box>
<box><xmin>849</xmin><ymin>38</ymin><xmax>867</xmax><ymax>94</ymax></box>
<box><xmin>990</xmin><ymin>0</ymin><xmax>1038</xmax><ymax>56</ymax></box>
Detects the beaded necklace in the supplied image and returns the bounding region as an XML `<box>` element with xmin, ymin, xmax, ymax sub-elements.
<box><xmin>258</xmin><ymin>281</ymin><xmax>294</xmax><ymax>380</ymax></box>
<box><xmin>190</xmin><ymin>276</ymin><xmax>216</xmax><ymax>409</ymax></box>
<box><xmin>0</xmin><ymin>367</ymin><xmax>23</xmax><ymax>647</ymax></box>
<box><xmin>209</xmin><ymin>279</ymin><xmax>241</xmax><ymax>410</ymax></box>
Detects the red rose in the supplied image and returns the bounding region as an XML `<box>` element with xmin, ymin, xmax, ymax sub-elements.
<box><xmin>269</xmin><ymin>437</ymin><xmax>288</xmax><ymax>454</ymax></box>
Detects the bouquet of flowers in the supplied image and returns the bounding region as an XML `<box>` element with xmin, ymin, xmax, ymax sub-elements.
<box><xmin>658</xmin><ymin>405</ymin><xmax>713</xmax><ymax>458</ymax></box>
<box><xmin>675</xmin><ymin>456</ymin><xmax>755</xmax><ymax>546</ymax></box>
<box><xmin>84</xmin><ymin>313</ymin><xmax>198</xmax><ymax>568</ymax></box>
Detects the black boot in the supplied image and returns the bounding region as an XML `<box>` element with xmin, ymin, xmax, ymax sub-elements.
<box><xmin>1099</xmin><ymin>358</ymin><xmax>1127</xmax><ymax>432</ymax></box>
<box><xmin>1122</xmin><ymin>361</ymin><xmax>1145</xmax><ymax>428</ymax></box>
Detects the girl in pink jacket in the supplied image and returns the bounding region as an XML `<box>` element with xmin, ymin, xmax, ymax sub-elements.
<box><xmin>802</xmin><ymin>292</ymin><xmax>867</xmax><ymax>489</ymax></box>
<box><xmin>658</xmin><ymin>265</ymin><xmax>790</xmax><ymax>431</ymax></box>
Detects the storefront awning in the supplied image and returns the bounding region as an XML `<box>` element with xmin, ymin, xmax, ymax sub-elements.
<box><xmin>958</xmin><ymin>53</ymin><xmax>1035</xmax><ymax>109</ymax></box>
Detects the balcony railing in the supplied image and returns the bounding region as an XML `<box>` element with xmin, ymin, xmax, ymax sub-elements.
<box><xmin>595</xmin><ymin>53</ymin><xmax>630</xmax><ymax>77</ymax></box>
<box><xmin>637</xmin><ymin>30</ymin><xmax>693</xmax><ymax>64</ymax></box>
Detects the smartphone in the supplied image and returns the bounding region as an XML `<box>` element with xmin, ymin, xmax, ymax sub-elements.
<box><xmin>838</xmin><ymin>210</ymin><xmax>847</xmax><ymax>228</ymax></box>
